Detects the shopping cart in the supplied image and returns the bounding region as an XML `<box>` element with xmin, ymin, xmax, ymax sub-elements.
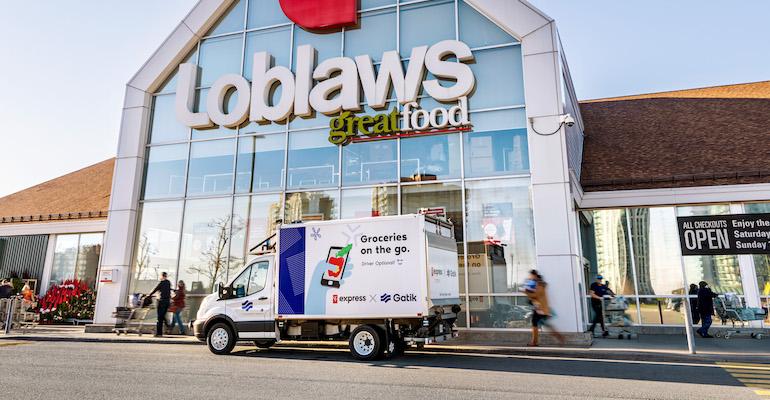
<box><xmin>714</xmin><ymin>293</ymin><xmax>767</xmax><ymax>340</ymax></box>
<box><xmin>602</xmin><ymin>296</ymin><xmax>636</xmax><ymax>340</ymax></box>
<box><xmin>112</xmin><ymin>294</ymin><xmax>153</xmax><ymax>336</ymax></box>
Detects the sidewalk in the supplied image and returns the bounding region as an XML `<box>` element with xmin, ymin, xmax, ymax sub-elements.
<box><xmin>2</xmin><ymin>325</ymin><xmax>769</xmax><ymax>364</ymax></box>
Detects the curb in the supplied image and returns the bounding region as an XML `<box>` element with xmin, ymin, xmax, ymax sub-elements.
<box><xmin>2</xmin><ymin>334</ymin><xmax>768</xmax><ymax>365</ymax></box>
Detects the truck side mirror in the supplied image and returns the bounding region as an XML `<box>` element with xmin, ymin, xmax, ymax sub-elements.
<box><xmin>217</xmin><ymin>283</ymin><xmax>229</xmax><ymax>300</ymax></box>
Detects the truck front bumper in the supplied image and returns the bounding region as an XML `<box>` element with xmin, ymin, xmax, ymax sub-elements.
<box><xmin>193</xmin><ymin>319</ymin><xmax>206</xmax><ymax>341</ymax></box>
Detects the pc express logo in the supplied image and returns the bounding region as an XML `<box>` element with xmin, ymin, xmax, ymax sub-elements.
<box><xmin>279</xmin><ymin>0</ymin><xmax>357</xmax><ymax>31</ymax></box>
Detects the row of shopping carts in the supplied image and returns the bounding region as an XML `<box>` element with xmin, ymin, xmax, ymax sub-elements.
<box><xmin>0</xmin><ymin>297</ymin><xmax>38</xmax><ymax>333</ymax></box>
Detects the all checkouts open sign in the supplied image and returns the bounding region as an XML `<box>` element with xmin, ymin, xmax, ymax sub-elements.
<box><xmin>676</xmin><ymin>213</ymin><xmax>770</xmax><ymax>255</ymax></box>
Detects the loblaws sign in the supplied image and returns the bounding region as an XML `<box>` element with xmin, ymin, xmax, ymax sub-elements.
<box><xmin>174</xmin><ymin>40</ymin><xmax>476</xmax><ymax>145</ymax></box>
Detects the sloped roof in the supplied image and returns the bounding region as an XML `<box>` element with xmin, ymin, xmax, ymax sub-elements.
<box><xmin>0</xmin><ymin>159</ymin><xmax>114</xmax><ymax>223</ymax></box>
<box><xmin>579</xmin><ymin>81</ymin><xmax>770</xmax><ymax>192</ymax></box>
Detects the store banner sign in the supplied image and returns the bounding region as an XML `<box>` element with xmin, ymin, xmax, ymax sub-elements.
<box><xmin>676</xmin><ymin>213</ymin><xmax>770</xmax><ymax>255</ymax></box>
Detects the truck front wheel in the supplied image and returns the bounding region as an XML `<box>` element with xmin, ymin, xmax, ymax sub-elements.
<box><xmin>207</xmin><ymin>323</ymin><xmax>236</xmax><ymax>355</ymax></box>
<box><xmin>349</xmin><ymin>325</ymin><xmax>383</xmax><ymax>361</ymax></box>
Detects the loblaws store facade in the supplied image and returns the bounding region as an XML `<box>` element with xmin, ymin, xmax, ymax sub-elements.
<box><xmin>88</xmin><ymin>0</ymin><xmax>769</xmax><ymax>339</ymax></box>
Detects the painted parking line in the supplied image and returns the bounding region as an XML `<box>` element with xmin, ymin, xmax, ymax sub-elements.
<box><xmin>0</xmin><ymin>341</ymin><xmax>28</xmax><ymax>347</ymax></box>
<box><xmin>718</xmin><ymin>363</ymin><xmax>770</xmax><ymax>397</ymax></box>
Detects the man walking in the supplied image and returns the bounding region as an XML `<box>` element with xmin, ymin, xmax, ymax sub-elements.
<box><xmin>148</xmin><ymin>272</ymin><xmax>172</xmax><ymax>337</ymax></box>
<box><xmin>696</xmin><ymin>281</ymin><xmax>718</xmax><ymax>338</ymax></box>
<box><xmin>588</xmin><ymin>275</ymin><xmax>611</xmax><ymax>337</ymax></box>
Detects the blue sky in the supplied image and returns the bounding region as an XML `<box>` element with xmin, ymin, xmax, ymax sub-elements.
<box><xmin>0</xmin><ymin>0</ymin><xmax>768</xmax><ymax>197</ymax></box>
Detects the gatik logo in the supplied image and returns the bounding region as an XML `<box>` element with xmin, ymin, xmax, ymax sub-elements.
<box><xmin>380</xmin><ymin>293</ymin><xmax>417</xmax><ymax>303</ymax></box>
<box><xmin>279</xmin><ymin>0</ymin><xmax>357</xmax><ymax>31</ymax></box>
<box><xmin>333</xmin><ymin>294</ymin><xmax>367</xmax><ymax>304</ymax></box>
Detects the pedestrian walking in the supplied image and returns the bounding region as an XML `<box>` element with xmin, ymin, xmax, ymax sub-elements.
<box><xmin>688</xmin><ymin>283</ymin><xmax>700</xmax><ymax>325</ymax></box>
<box><xmin>523</xmin><ymin>270</ymin><xmax>565</xmax><ymax>347</ymax></box>
<box><xmin>588</xmin><ymin>275</ymin><xmax>611</xmax><ymax>337</ymax></box>
<box><xmin>168</xmin><ymin>280</ymin><xmax>187</xmax><ymax>335</ymax></box>
<box><xmin>148</xmin><ymin>272</ymin><xmax>172</xmax><ymax>337</ymax></box>
<box><xmin>696</xmin><ymin>281</ymin><xmax>718</xmax><ymax>338</ymax></box>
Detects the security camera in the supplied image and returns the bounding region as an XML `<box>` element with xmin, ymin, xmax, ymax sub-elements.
<box><xmin>560</xmin><ymin>114</ymin><xmax>576</xmax><ymax>128</ymax></box>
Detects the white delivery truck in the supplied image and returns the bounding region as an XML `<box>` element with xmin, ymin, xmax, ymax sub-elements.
<box><xmin>193</xmin><ymin>214</ymin><xmax>461</xmax><ymax>360</ymax></box>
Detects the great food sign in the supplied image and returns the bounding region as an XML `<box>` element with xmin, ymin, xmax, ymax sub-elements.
<box><xmin>174</xmin><ymin>40</ymin><xmax>475</xmax><ymax>146</ymax></box>
<box><xmin>676</xmin><ymin>213</ymin><xmax>770</xmax><ymax>255</ymax></box>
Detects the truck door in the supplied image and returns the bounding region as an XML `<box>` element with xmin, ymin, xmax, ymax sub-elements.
<box><xmin>226</xmin><ymin>260</ymin><xmax>275</xmax><ymax>339</ymax></box>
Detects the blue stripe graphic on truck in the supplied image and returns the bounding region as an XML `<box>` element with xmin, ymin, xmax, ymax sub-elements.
<box><xmin>278</xmin><ymin>227</ymin><xmax>305</xmax><ymax>314</ymax></box>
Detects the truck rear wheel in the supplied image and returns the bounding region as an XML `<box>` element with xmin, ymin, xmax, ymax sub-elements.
<box><xmin>254</xmin><ymin>340</ymin><xmax>275</xmax><ymax>349</ymax></box>
<box><xmin>207</xmin><ymin>323</ymin><xmax>236</xmax><ymax>355</ymax></box>
<box><xmin>349</xmin><ymin>325</ymin><xmax>383</xmax><ymax>361</ymax></box>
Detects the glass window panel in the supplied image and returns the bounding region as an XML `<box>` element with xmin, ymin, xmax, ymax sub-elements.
<box><xmin>235</xmin><ymin>134</ymin><xmax>286</xmax><ymax>193</ymax></box>
<box><xmin>465</xmin><ymin>179</ymin><xmax>535</xmax><ymax>294</ymax></box>
<box><xmin>209</xmin><ymin>0</ymin><xmax>246</xmax><ymax>36</ymax></box>
<box><xmin>401</xmin><ymin>181</ymin><xmax>463</xmax><ymax>244</ymax></box>
<box><xmin>247</xmin><ymin>0</ymin><xmax>290</xmax><ymax>28</ymax></box>
<box><xmin>285</xmin><ymin>190</ymin><xmax>339</xmax><ymax>222</ymax></box>
<box><xmin>198</xmin><ymin>34</ymin><xmax>244</xmax><ymax>87</ymax></box>
<box><xmin>745</xmin><ymin>203</ymin><xmax>770</xmax><ymax>313</ymax></box>
<box><xmin>588</xmin><ymin>209</ymin><xmax>635</xmax><ymax>295</ymax></box>
<box><xmin>400</xmin><ymin>1</ymin><xmax>455</xmax><ymax>52</ymax></box>
<box><xmin>244</xmin><ymin>26</ymin><xmax>292</xmax><ymax>80</ymax></box>
<box><xmin>230</xmin><ymin>194</ymin><xmax>283</xmax><ymax>271</ymax></box>
<box><xmin>344</xmin><ymin>9</ymin><xmax>396</xmax><ymax>62</ymax></box>
<box><xmin>289</xmin><ymin>111</ymin><xmax>332</xmax><ymax>130</ymax></box>
<box><xmin>192</xmin><ymin>88</ymin><xmax>240</xmax><ymax>139</ymax></box>
<box><xmin>231</xmin><ymin>265</ymin><xmax>251</xmax><ymax>298</ymax></box>
<box><xmin>464</xmin><ymin>128</ymin><xmax>528</xmax><ymax>177</ymax></box>
<box><xmin>247</xmin><ymin>261</ymin><xmax>270</xmax><ymax>295</ymax></box>
<box><xmin>49</xmin><ymin>235</ymin><xmax>79</xmax><ymax>287</ymax></box>
<box><xmin>187</xmin><ymin>139</ymin><xmax>235</xmax><ymax>196</ymax></box>
<box><xmin>156</xmin><ymin>50</ymin><xmax>198</xmax><ymax>95</ymax></box>
<box><xmin>341</xmin><ymin>186</ymin><xmax>398</xmax><ymax>219</ymax></box>
<box><xmin>459</xmin><ymin>1</ymin><xmax>517</xmax><ymax>48</ymax></box>
<box><xmin>293</xmin><ymin>25</ymin><xmax>342</xmax><ymax>70</ymax></box>
<box><xmin>455</xmin><ymin>297</ymin><xmax>467</xmax><ymax>328</ymax></box>
<box><xmin>342</xmin><ymin>140</ymin><xmax>397</xmax><ymax>186</ymax></box>
<box><xmin>400</xmin><ymin>133</ymin><xmax>461</xmax><ymax>182</ymax></box>
<box><xmin>745</xmin><ymin>202</ymin><xmax>770</xmax><ymax>214</ymax></box>
<box><xmin>468</xmin><ymin>296</ymin><xmax>531</xmax><ymax>328</ymax></box>
<box><xmin>468</xmin><ymin>46</ymin><xmax>524</xmax><ymax>109</ymax></box>
<box><xmin>470</xmin><ymin>108</ymin><xmax>526</xmax><ymax>131</ymax></box>
<box><xmin>130</xmin><ymin>201</ymin><xmax>183</xmax><ymax>295</ymax></box>
<box><xmin>75</xmin><ymin>233</ymin><xmax>103</xmax><ymax>289</ymax></box>
<box><xmin>143</xmin><ymin>144</ymin><xmax>187</xmax><ymax>200</ymax></box>
<box><xmin>363</xmin><ymin>0</ymin><xmax>395</xmax><ymax>9</ymax></box>
<box><xmin>287</xmin><ymin>129</ymin><xmax>339</xmax><ymax>189</ymax></box>
<box><xmin>150</xmin><ymin>94</ymin><xmax>189</xmax><ymax>143</ymax></box>
<box><xmin>627</xmin><ymin>207</ymin><xmax>685</xmax><ymax>296</ymax></box>
<box><xmin>178</xmin><ymin>197</ymin><xmax>234</xmax><ymax>299</ymax></box>
<box><xmin>678</xmin><ymin>205</ymin><xmax>743</xmax><ymax>294</ymax></box>
<box><xmin>639</xmin><ymin>298</ymin><xmax>686</xmax><ymax>325</ymax></box>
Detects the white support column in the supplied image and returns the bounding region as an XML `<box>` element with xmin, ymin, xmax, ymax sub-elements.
<box><xmin>39</xmin><ymin>234</ymin><xmax>57</xmax><ymax>296</ymax></box>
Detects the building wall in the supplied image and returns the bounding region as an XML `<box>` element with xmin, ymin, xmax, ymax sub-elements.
<box><xmin>0</xmin><ymin>235</ymin><xmax>49</xmax><ymax>285</ymax></box>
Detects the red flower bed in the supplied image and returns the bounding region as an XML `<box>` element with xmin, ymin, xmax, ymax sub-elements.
<box><xmin>37</xmin><ymin>279</ymin><xmax>96</xmax><ymax>323</ymax></box>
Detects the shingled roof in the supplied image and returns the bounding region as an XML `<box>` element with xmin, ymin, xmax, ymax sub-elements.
<box><xmin>579</xmin><ymin>81</ymin><xmax>770</xmax><ymax>192</ymax></box>
<box><xmin>0</xmin><ymin>159</ymin><xmax>115</xmax><ymax>223</ymax></box>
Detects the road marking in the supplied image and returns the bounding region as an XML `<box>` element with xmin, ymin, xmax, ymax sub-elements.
<box><xmin>0</xmin><ymin>342</ymin><xmax>27</xmax><ymax>347</ymax></box>
<box><xmin>718</xmin><ymin>363</ymin><xmax>770</xmax><ymax>397</ymax></box>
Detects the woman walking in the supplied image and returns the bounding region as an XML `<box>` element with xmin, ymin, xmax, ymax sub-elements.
<box><xmin>169</xmin><ymin>280</ymin><xmax>187</xmax><ymax>335</ymax></box>
<box><xmin>523</xmin><ymin>270</ymin><xmax>565</xmax><ymax>347</ymax></box>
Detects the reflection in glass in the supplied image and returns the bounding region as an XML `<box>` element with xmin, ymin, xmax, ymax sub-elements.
<box><xmin>208</xmin><ymin>0</ymin><xmax>245</xmax><ymax>36</ymax></box>
<box><xmin>187</xmin><ymin>139</ymin><xmax>235</xmax><ymax>196</ymax></box>
<box><xmin>465</xmin><ymin>179</ymin><xmax>535</xmax><ymax>294</ymax></box>
<box><xmin>198</xmin><ymin>34</ymin><xmax>244</xmax><ymax>87</ymax></box>
<box><xmin>178</xmin><ymin>197</ymin><xmax>233</xmax><ymax>298</ymax></box>
<box><xmin>342</xmin><ymin>140</ymin><xmax>397</xmax><ymax>186</ymax></box>
<box><xmin>627</xmin><ymin>207</ymin><xmax>685</xmax><ymax>296</ymax></box>
<box><xmin>469</xmin><ymin>47</ymin><xmax>525</xmax><ymax>109</ymax></box>
<box><xmin>678</xmin><ymin>205</ymin><xmax>743</xmax><ymax>294</ymax></box>
<box><xmin>458</xmin><ymin>1</ymin><xmax>517</xmax><ymax>48</ymax></box>
<box><xmin>293</xmin><ymin>25</ymin><xmax>341</xmax><ymax>70</ymax></box>
<box><xmin>400</xmin><ymin>133</ymin><xmax>461</xmax><ymax>182</ymax></box>
<box><xmin>400</xmin><ymin>1</ymin><xmax>454</xmax><ymax>52</ymax></box>
<box><xmin>235</xmin><ymin>134</ymin><xmax>285</xmax><ymax>193</ymax></box>
<box><xmin>341</xmin><ymin>187</ymin><xmax>398</xmax><ymax>219</ymax></box>
<box><xmin>75</xmin><ymin>233</ymin><xmax>103</xmax><ymax>288</ymax></box>
<box><xmin>49</xmin><ymin>235</ymin><xmax>79</xmax><ymax>288</ymax></box>
<box><xmin>464</xmin><ymin>129</ymin><xmax>528</xmax><ymax>177</ymax></box>
<box><xmin>130</xmin><ymin>201</ymin><xmax>183</xmax><ymax>294</ymax></box>
<box><xmin>638</xmin><ymin>298</ymin><xmax>686</xmax><ymax>325</ymax></box>
<box><xmin>287</xmin><ymin>129</ymin><xmax>339</xmax><ymax>189</ymax></box>
<box><xmin>344</xmin><ymin>9</ymin><xmax>396</xmax><ymax>62</ymax></box>
<box><xmin>230</xmin><ymin>194</ymin><xmax>282</xmax><ymax>271</ymax></box>
<box><xmin>586</xmin><ymin>209</ymin><xmax>634</xmax><ymax>295</ymax></box>
<box><xmin>285</xmin><ymin>190</ymin><xmax>339</xmax><ymax>222</ymax></box>
<box><xmin>468</xmin><ymin>296</ymin><xmax>532</xmax><ymax>328</ymax></box>
<box><xmin>745</xmin><ymin>202</ymin><xmax>770</xmax><ymax>317</ymax></box>
<box><xmin>244</xmin><ymin>26</ymin><xmax>292</xmax><ymax>80</ymax></box>
<box><xmin>150</xmin><ymin>94</ymin><xmax>189</xmax><ymax>143</ymax></box>
<box><xmin>247</xmin><ymin>0</ymin><xmax>290</xmax><ymax>28</ymax></box>
<box><xmin>143</xmin><ymin>144</ymin><xmax>187</xmax><ymax>200</ymax></box>
<box><xmin>401</xmin><ymin>182</ymin><xmax>463</xmax><ymax>247</ymax></box>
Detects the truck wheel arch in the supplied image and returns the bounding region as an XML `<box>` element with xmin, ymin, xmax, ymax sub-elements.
<box><xmin>204</xmin><ymin>315</ymin><xmax>238</xmax><ymax>340</ymax></box>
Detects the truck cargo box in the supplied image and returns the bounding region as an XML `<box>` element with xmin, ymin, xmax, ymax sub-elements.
<box><xmin>275</xmin><ymin>214</ymin><xmax>460</xmax><ymax>320</ymax></box>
